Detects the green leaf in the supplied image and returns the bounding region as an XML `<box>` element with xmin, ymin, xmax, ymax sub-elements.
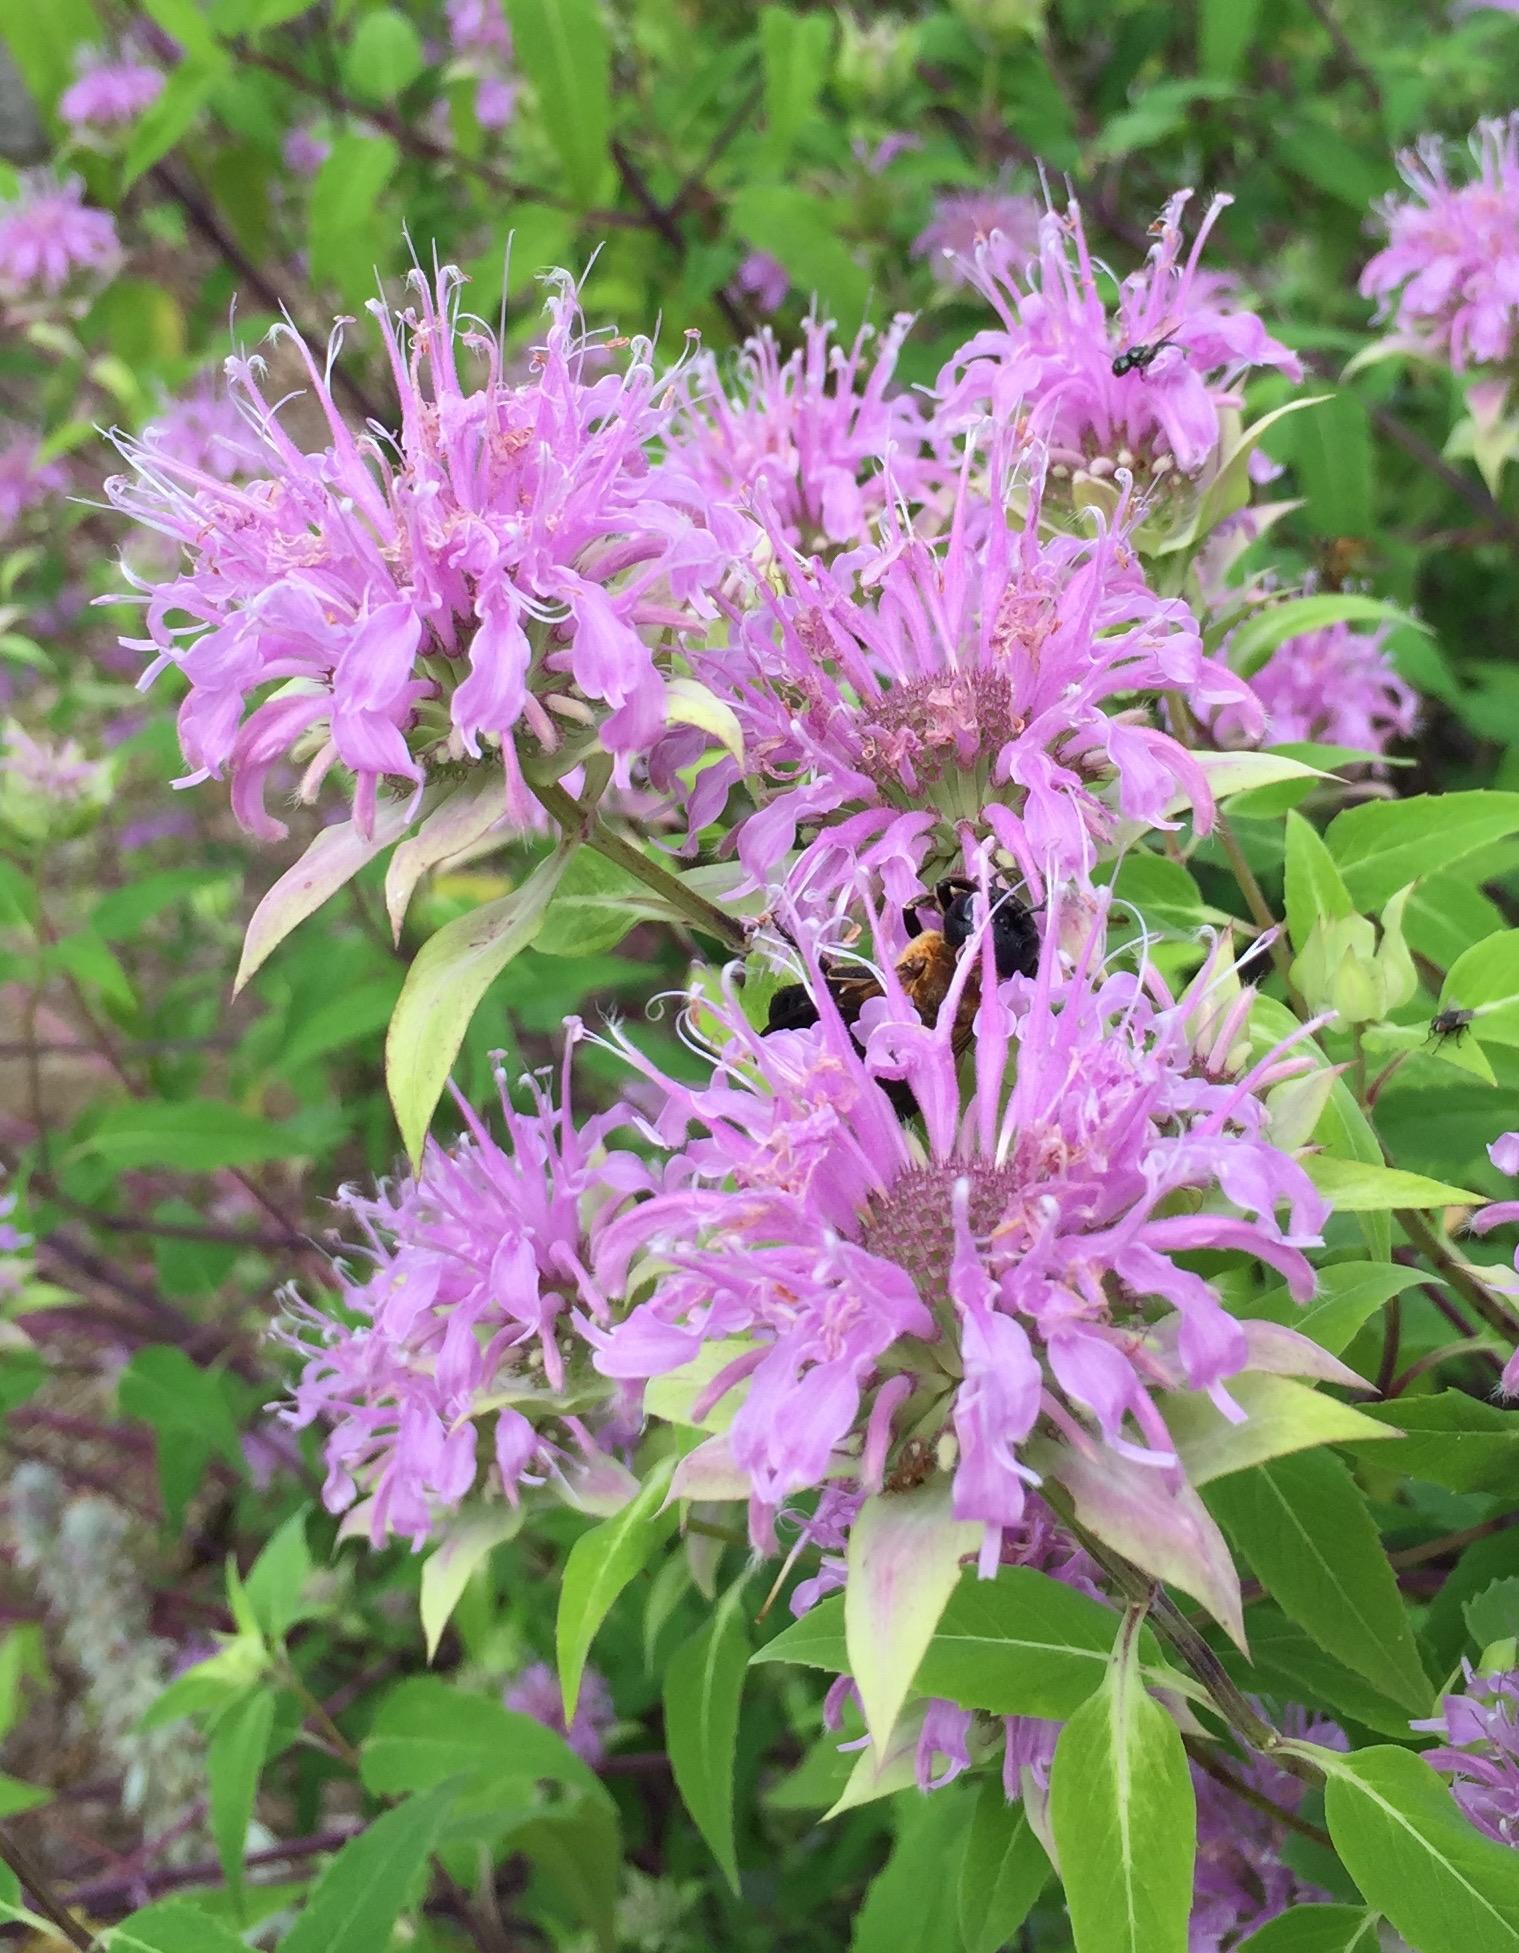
<box><xmin>1236</xmin><ymin>1905</ymin><xmax>1381</xmax><ymax>1951</ymax></box>
<box><xmin>508</xmin><ymin>1798</ymin><xmax>620</xmax><ymax>1953</ymax></box>
<box><xmin>123</xmin><ymin>59</ymin><xmax>229</xmax><ymax>187</ymax></box>
<box><xmin>663</xmin><ymin>1574</ymin><xmax>749</xmax><ymax>1890</ymax></box>
<box><xmin>1319</xmin><ymin>1744</ymin><xmax>1519</xmax><ymax>1952</ymax></box>
<box><xmin>0</xmin><ymin>0</ymin><xmax>99</xmax><ymax>116</ymax></box>
<box><xmin>236</xmin><ymin>799</ymin><xmax>413</xmax><ymax>991</ymax></box>
<box><xmin>81</xmin><ymin>1099</ymin><xmax>321</xmax><ymax>1172</ymax></box>
<box><xmin>506</xmin><ymin>0</ymin><xmax>613</xmax><ymax>203</ymax></box>
<box><xmin>1206</xmin><ymin>1450</ymin><xmax>1432</xmax><ymax>1714</ymax></box>
<box><xmin>1198</xmin><ymin>0</ymin><xmax>1261</xmax><ymax>79</ymax></box>
<box><xmin>140</xmin><ymin>0</ymin><xmax>219</xmax><ymax>58</ymax></box>
<box><xmin>1342</xmin><ymin>1394</ymin><xmax>1519</xmax><ymax>1497</ymax></box>
<box><xmin>420</xmin><ymin>1507</ymin><xmax>523</xmax><ymax>1663</ymax></box>
<box><xmin>1230</xmin><ymin>596</ymin><xmax>1426</xmax><ymax>684</ymax></box>
<box><xmin>1238</xmin><ymin>1611</ymin><xmax>1422</xmax><ymax>1738</ymax></box>
<box><xmin>533</xmin><ymin>848</ymin><xmax>667</xmax><ymax>957</ymax></box>
<box><xmin>1243</xmin><ymin>1261</ymin><xmax>1426</xmax><ymax>1354</ymax></box>
<box><xmin>208</xmin><ymin>1689</ymin><xmax>274</xmax><ymax>1914</ymax></box>
<box><xmin>386</xmin><ymin>847</ymin><xmax>571</xmax><ymax>1164</ymax></box>
<box><xmin>913</xmin><ymin>1567</ymin><xmax>1128</xmax><ymax>1720</ymax></box>
<box><xmin>751</xmin><ymin>1593</ymin><xmax>848</xmax><ymax>1672</ymax></box>
<box><xmin>845</xmin><ymin>1481</ymin><xmax>979</xmax><ymax>1752</ymax></box>
<box><xmin>1302</xmin><ymin>1155</ymin><xmax>1478</xmax><ymax>1210</ymax></box>
<box><xmin>1276</xmin><ymin>389</ymin><xmax>1373</xmax><ymax>537</ymax></box>
<box><xmin>958</xmin><ymin>1782</ymin><xmax>1051</xmax><ymax>1953</ymax></box>
<box><xmin>360</xmin><ymin>1677</ymin><xmax>605</xmax><ymax>1808</ymax></box>
<box><xmin>103</xmin><ymin>1899</ymin><xmax>252</xmax><ymax>1953</ymax></box>
<box><xmin>243</xmin><ymin>1508</ymin><xmax>312</xmax><ymax>1644</ymax></box>
<box><xmin>1440</xmin><ymin>930</ymin><xmax>1519</xmax><ymax>1046</ymax></box>
<box><xmin>1326</xmin><ymin>792</ymin><xmax>1519</xmax><ymax>911</ymax></box>
<box><xmin>557</xmin><ymin>1456</ymin><xmax>677</xmax><ymax>1722</ymax></box>
<box><xmin>279</xmin><ymin>1788</ymin><xmax>454</xmax><ymax>1953</ymax></box>
<box><xmin>342</xmin><ymin>6</ymin><xmax>425</xmax><ymax>100</ymax></box>
<box><xmin>1160</xmin><ymin>1373</ymin><xmax>1395</xmax><ymax>1487</ymax></box>
<box><xmin>308</xmin><ymin>133</ymin><xmax>400</xmax><ymax>310</ymax></box>
<box><xmin>759</xmin><ymin>5</ymin><xmax>831</xmax><ymax>163</ymax></box>
<box><xmin>1465</xmin><ymin>1577</ymin><xmax>1519</xmax><ymax>1651</ymax></box>
<box><xmin>851</xmin><ymin>1788</ymin><xmax>971</xmax><ymax>1953</ymax></box>
<box><xmin>1049</xmin><ymin>1614</ymin><xmax>1195</xmax><ymax>1953</ymax></box>
<box><xmin>1284</xmin><ymin>810</ymin><xmax>1354</xmax><ymax>954</ymax></box>
<box><xmin>729</xmin><ymin>186</ymin><xmax>870</xmax><ymax>329</ymax></box>
<box><xmin>0</xmin><ymin>1775</ymin><xmax>47</xmax><ymax>1818</ymax></box>
<box><xmin>118</xmin><ymin>1348</ymin><xmax>243</xmax><ymax>1530</ymax></box>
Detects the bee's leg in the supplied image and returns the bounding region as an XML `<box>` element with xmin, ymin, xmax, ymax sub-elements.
<box><xmin>935</xmin><ymin>875</ymin><xmax>975</xmax><ymax>912</ymax></box>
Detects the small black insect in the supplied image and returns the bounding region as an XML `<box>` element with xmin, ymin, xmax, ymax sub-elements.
<box><xmin>1111</xmin><ymin>329</ymin><xmax>1180</xmax><ymax>378</ymax></box>
<box><xmin>1429</xmin><ymin>1006</ymin><xmax>1476</xmax><ymax>1047</ymax></box>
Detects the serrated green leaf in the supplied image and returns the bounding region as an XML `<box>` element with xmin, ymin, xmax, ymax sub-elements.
<box><xmin>386</xmin><ymin>846</ymin><xmax>571</xmax><ymax>1163</ymax></box>
<box><xmin>557</xmin><ymin>1456</ymin><xmax>677</xmax><ymax>1723</ymax></box>
<box><xmin>1206</xmin><ymin>1450</ymin><xmax>1431</xmax><ymax>1714</ymax></box>
<box><xmin>845</xmin><ymin>1481</ymin><xmax>979</xmax><ymax>1753</ymax></box>
<box><xmin>1319</xmin><ymin>1745</ymin><xmax>1519</xmax><ymax>1952</ymax></box>
<box><xmin>663</xmin><ymin>1573</ymin><xmax>749</xmax><ymax>1890</ymax></box>
<box><xmin>913</xmin><ymin>1567</ymin><xmax>1130</xmax><ymax>1719</ymax></box>
<box><xmin>1326</xmin><ymin>792</ymin><xmax>1519</xmax><ymax>911</ymax></box>
<box><xmin>278</xmin><ymin>1786</ymin><xmax>455</xmax><ymax>1953</ymax></box>
<box><xmin>103</xmin><ymin>1899</ymin><xmax>252</xmax><ymax>1953</ymax></box>
<box><xmin>958</xmin><ymin>1782</ymin><xmax>1050</xmax><ymax>1953</ymax></box>
<box><xmin>208</xmin><ymin>1689</ymin><xmax>274</xmax><ymax>1914</ymax></box>
<box><xmin>1161</xmin><ymin>1373</ymin><xmax>1394</xmax><ymax>1487</ymax></box>
<box><xmin>1049</xmin><ymin>1614</ymin><xmax>1195</xmax><ymax>1953</ymax></box>
<box><xmin>1440</xmin><ymin>930</ymin><xmax>1519</xmax><ymax>1047</ymax></box>
<box><xmin>1236</xmin><ymin>1904</ymin><xmax>1381</xmax><ymax>1951</ymax></box>
<box><xmin>506</xmin><ymin>0</ymin><xmax>612</xmax><ymax>203</ymax></box>
<box><xmin>342</xmin><ymin>6</ymin><xmax>425</xmax><ymax>101</ymax></box>
<box><xmin>244</xmin><ymin>1509</ymin><xmax>312</xmax><ymax>1645</ymax></box>
<box><xmin>1302</xmin><ymin>1155</ymin><xmax>1477</xmax><ymax>1210</ymax></box>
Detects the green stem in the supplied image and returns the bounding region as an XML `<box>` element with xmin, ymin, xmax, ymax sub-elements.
<box><xmin>528</xmin><ymin>775</ymin><xmax>749</xmax><ymax>956</ymax></box>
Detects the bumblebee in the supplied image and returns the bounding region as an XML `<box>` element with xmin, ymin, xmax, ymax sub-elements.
<box><xmin>1429</xmin><ymin>1005</ymin><xmax>1475</xmax><ymax>1047</ymax></box>
<box><xmin>764</xmin><ymin>877</ymin><xmax>1040</xmax><ymax>1096</ymax></box>
<box><xmin>1111</xmin><ymin>329</ymin><xmax>1180</xmax><ymax>378</ymax></box>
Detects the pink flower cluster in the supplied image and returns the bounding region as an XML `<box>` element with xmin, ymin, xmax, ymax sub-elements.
<box><xmin>1362</xmin><ymin>115</ymin><xmax>1519</xmax><ymax>369</ymax></box>
<box><xmin>59</xmin><ymin>45</ymin><xmax>164</xmax><ymax>131</ymax></box>
<box><xmin>106</xmin><ymin>265</ymin><xmax>735</xmax><ymax>838</ymax></box>
<box><xmin>935</xmin><ymin>190</ymin><xmax>1301</xmax><ymax>482</ymax></box>
<box><xmin>0</xmin><ymin>175</ymin><xmax>120</xmax><ymax>307</ymax></box>
<box><xmin>1215</xmin><ymin>617</ymin><xmax>1419</xmax><ymax>758</ymax></box>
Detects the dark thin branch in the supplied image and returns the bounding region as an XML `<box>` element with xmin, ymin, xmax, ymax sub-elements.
<box><xmin>65</xmin><ymin>1825</ymin><xmax>361</xmax><ymax>1915</ymax></box>
<box><xmin>1300</xmin><ymin>0</ymin><xmax>1385</xmax><ymax>109</ymax></box>
<box><xmin>609</xmin><ymin>138</ymin><xmax>754</xmax><ymax>341</ymax></box>
<box><xmin>149</xmin><ymin>162</ymin><xmax>385</xmax><ymax>426</ymax></box>
<box><xmin>0</xmin><ymin>1822</ymin><xmax>95</xmax><ymax>1951</ymax></box>
<box><xmin>1183</xmin><ymin>1736</ymin><xmax>1334</xmax><ymax>1851</ymax></box>
<box><xmin>1391</xmin><ymin>1514</ymin><xmax>1517</xmax><ymax>1571</ymax></box>
<box><xmin>234</xmin><ymin>44</ymin><xmax>643</xmax><ymax>231</ymax></box>
<box><xmin>667</xmin><ymin>83</ymin><xmax>763</xmax><ymax>217</ymax></box>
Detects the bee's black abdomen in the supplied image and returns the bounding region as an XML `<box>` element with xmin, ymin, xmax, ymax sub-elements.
<box><xmin>764</xmin><ymin>984</ymin><xmax>821</xmax><ymax>1034</ymax></box>
<box><xmin>940</xmin><ymin>882</ymin><xmax>1041</xmax><ymax>981</ymax></box>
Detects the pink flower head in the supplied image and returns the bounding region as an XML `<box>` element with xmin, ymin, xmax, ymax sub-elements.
<box><xmin>104</xmin><ymin>264</ymin><xmax>732</xmax><ymax>840</ymax></box>
<box><xmin>735</xmin><ymin>251</ymin><xmax>790</xmax><ymax>315</ymax></box>
<box><xmin>140</xmin><ymin>375</ymin><xmax>261</xmax><ymax>484</ymax></box>
<box><xmin>0</xmin><ymin>1181</ymin><xmax>32</xmax><ymax>1306</ymax></box>
<box><xmin>282</xmin><ymin>127</ymin><xmax>331</xmax><ymax>177</ymax></box>
<box><xmin>1189</xmin><ymin>1708</ymin><xmax>1346</xmax><ymax>1947</ymax></box>
<box><xmin>59</xmin><ymin>46</ymin><xmax>164</xmax><ymax>130</ymax></box>
<box><xmin>1213</xmin><ymin>618</ymin><xmax>1418</xmax><ymax>757</ymax></box>
<box><xmin>936</xmin><ymin>189</ymin><xmax>1301</xmax><ymax>483</ymax></box>
<box><xmin>504</xmin><ymin>1661</ymin><xmax>614</xmax><ymax>1765</ymax></box>
<box><xmin>0</xmin><ymin>430</ymin><xmax>66</xmax><ymax>535</ymax></box>
<box><xmin>663</xmin><ymin>311</ymin><xmax>931</xmax><ymax>554</ymax></box>
<box><xmin>1414</xmin><ymin>1663</ymin><xmax>1519</xmax><ymax>1846</ymax></box>
<box><xmin>446</xmin><ymin>0</ymin><xmax>512</xmax><ymax>56</ymax></box>
<box><xmin>1468</xmin><ymin>1131</ymin><xmax>1519</xmax><ymax>1397</ymax></box>
<box><xmin>1361</xmin><ymin>116</ymin><xmax>1519</xmax><ymax>370</ymax></box>
<box><xmin>1</xmin><ymin>724</ymin><xmax>106</xmax><ymax>807</ymax></box>
<box><xmin>591</xmin><ymin>892</ymin><xmax>1329</xmax><ymax>1553</ymax></box>
<box><xmin>0</xmin><ymin>175</ymin><xmax>120</xmax><ymax>305</ymax></box>
<box><xmin>913</xmin><ymin>184</ymin><xmax>1042</xmax><ymax>288</ymax></box>
<box><xmin>280</xmin><ymin>1030</ymin><xmax>654</xmax><ymax>1545</ymax></box>
<box><xmin>694</xmin><ymin>448</ymin><xmax>1258</xmax><ymax>908</ymax></box>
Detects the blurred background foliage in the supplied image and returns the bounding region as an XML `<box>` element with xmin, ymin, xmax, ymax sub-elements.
<box><xmin>0</xmin><ymin>0</ymin><xmax>1515</xmax><ymax>1948</ymax></box>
